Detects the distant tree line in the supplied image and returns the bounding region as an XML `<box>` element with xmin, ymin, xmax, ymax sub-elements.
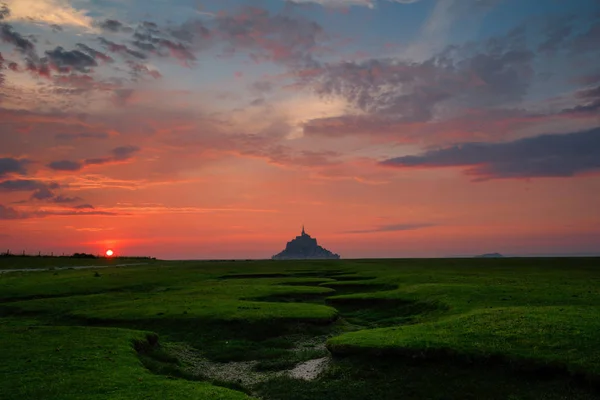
<box><xmin>0</xmin><ymin>250</ymin><xmax>155</xmax><ymax>260</ymax></box>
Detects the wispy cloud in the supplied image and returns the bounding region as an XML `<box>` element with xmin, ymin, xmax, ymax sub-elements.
<box><xmin>0</xmin><ymin>201</ymin><xmax>278</xmax><ymax>220</ymax></box>
<box><xmin>403</xmin><ymin>0</ymin><xmax>500</xmax><ymax>60</ymax></box>
<box><xmin>65</xmin><ymin>226</ymin><xmax>114</xmax><ymax>232</ymax></box>
<box><xmin>0</xmin><ymin>203</ymin><xmax>122</xmax><ymax>220</ymax></box>
<box><xmin>60</xmin><ymin>175</ymin><xmax>201</xmax><ymax>191</ymax></box>
<box><xmin>345</xmin><ymin>222</ymin><xmax>435</xmax><ymax>233</ymax></box>
<box><xmin>55</xmin><ymin>132</ymin><xmax>110</xmax><ymax>141</ymax></box>
<box><xmin>288</xmin><ymin>0</ymin><xmax>422</xmax><ymax>8</ymax></box>
<box><xmin>107</xmin><ymin>204</ymin><xmax>280</xmax><ymax>215</ymax></box>
<box><xmin>289</xmin><ymin>0</ymin><xmax>376</xmax><ymax>8</ymax></box>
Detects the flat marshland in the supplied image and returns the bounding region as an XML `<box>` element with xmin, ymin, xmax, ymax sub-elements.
<box><xmin>1</xmin><ymin>257</ymin><xmax>599</xmax><ymax>399</ymax></box>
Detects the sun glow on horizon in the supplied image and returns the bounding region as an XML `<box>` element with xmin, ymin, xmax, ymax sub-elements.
<box><xmin>105</xmin><ymin>249</ymin><xmax>114</xmax><ymax>257</ymax></box>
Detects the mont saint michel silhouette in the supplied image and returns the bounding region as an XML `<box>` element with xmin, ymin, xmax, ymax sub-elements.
<box><xmin>271</xmin><ymin>226</ymin><xmax>340</xmax><ymax>260</ymax></box>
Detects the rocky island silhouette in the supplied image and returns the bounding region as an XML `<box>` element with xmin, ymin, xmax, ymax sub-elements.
<box><xmin>272</xmin><ymin>226</ymin><xmax>340</xmax><ymax>260</ymax></box>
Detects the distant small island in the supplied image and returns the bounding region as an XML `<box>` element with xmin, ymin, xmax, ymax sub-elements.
<box><xmin>475</xmin><ymin>253</ymin><xmax>504</xmax><ymax>258</ymax></box>
<box><xmin>272</xmin><ymin>226</ymin><xmax>340</xmax><ymax>260</ymax></box>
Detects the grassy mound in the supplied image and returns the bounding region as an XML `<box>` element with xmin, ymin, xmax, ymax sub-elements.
<box><xmin>328</xmin><ymin>306</ymin><xmax>600</xmax><ymax>380</ymax></box>
<box><xmin>0</xmin><ymin>269</ymin><xmax>341</xmax><ymax>365</ymax></box>
<box><xmin>256</xmin><ymin>357</ymin><xmax>597</xmax><ymax>400</ymax></box>
<box><xmin>320</xmin><ymin>281</ymin><xmax>398</xmax><ymax>296</ymax></box>
<box><xmin>1</xmin><ymin>288</ymin><xmax>338</xmax><ymax>323</ymax></box>
<box><xmin>0</xmin><ymin>325</ymin><xmax>252</xmax><ymax>400</ymax></box>
<box><xmin>326</xmin><ymin>296</ymin><xmax>445</xmax><ymax>327</ymax></box>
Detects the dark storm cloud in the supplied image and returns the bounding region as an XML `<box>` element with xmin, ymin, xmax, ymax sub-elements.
<box><xmin>75</xmin><ymin>44</ymin><xmax>114</xmax><ymax>63</ymax></box>
<box><xmin>31</xmin><ymin>186</ymin><xmax>55</xmax><ymax>200</ymax></box>
<box><xmin>98</xmin><ymin>37</ymin><xmax>147</xmax><ymax>59</ymax></box>
<box><xmin>97</xmin><ymin>19</ymin><xmax>132</xmax><ymax>33</ymax></box>
<box><xmin>0</xmin><ymin>179</ymin><xmax>59</xmax><ymax>192</ymax></box>
<box><xmin>168</xmin><ymin>20</ymin><xmax>210</xmax><ymax>43</ymax></box>
<box><xmin>0</xmin><ymin>158</ymin><xmax>29</xmax><ymax>178</ymax></box>
<box><xmin>0</xmin><ymin>23</ymin><xmax>35</xmax><ymax>55</ymax></box>
<box><xmin>45</xmin><ymin>47</ymin><xmax>98</xmax><ymax>73</ymax></box>
<box><xmin>44</xmin><ymin>146</ymin><xmax>141</xmax><ymax>172</ymax></box>
<box><xmin>345</xmin><ymin>223</ymin><xmax>435</xmax><ymax>234</ymax></box>
<box><xmin>0</xmin><ymin>179</ymin><xmax>60</xmax><ymax>201</ymax></box>
<box><xmin>73</xmin><ymin>203</ymin><xmax>94</xmax><ymax>209</ymax></box>
<box><xmin>51</xmin><ymin>195</ymin><xmax>83</xmax><ymax>203</ymax></box>
<box><xmin>381</xmin><ymin>127</ymin><xmax>600</xmax><ymax>180</ymax></box>
<box><xmin>84</xmin><ymin>145</ymin><xmax>141</xmax><ymax>165</ymax></box>
<box><xmin>47</xmin><ymin>160</ymin><xmax>83</xmax><ymax>171</ymax></box>
<box><xmin>112</xmin><ymin>145</ymin><xmax>140</xmax><ymax>160</ymax></box>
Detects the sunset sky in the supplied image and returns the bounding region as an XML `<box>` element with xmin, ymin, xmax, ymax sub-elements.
<box><xmin>1</xmin><ymin>0</ymin><xmax>599</xmax><ymax>259</ymax></box>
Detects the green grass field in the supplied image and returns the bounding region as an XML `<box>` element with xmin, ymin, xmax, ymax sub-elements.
<box><xmin>0</xmin><ymin>256</ymin><xmax>154</xmax><ymax>270</ymax></box>
<box><xmin>1</xmin><ymin>257</ymin><xmax>599</xmax><ymax>399</ymax></box>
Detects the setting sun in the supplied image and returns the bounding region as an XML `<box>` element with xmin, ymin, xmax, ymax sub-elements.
<box><xmin>105</xmin><ymin>249</ymin><xmax>114</xmax><ymax>257</ymax></box>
